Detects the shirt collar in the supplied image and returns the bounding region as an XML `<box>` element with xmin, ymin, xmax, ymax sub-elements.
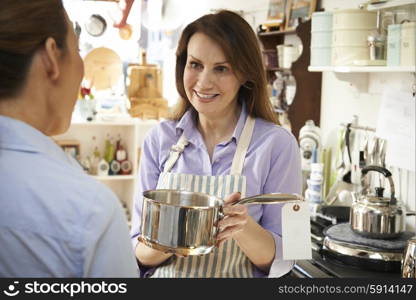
<box><xmin>175</xmin><ymin>100</ymin><xmax>249</xmax><ymax>147</ymax></box>
<box><xmin>0</xmin><ymin>115</ymin><xmax>75</xmax><ymax>165</ymax></box>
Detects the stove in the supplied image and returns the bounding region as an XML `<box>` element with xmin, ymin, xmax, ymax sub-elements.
<box><xmin>289</xmin><ymin>209</ymin><xmax>405</xmax><ymax>278</ymax></box>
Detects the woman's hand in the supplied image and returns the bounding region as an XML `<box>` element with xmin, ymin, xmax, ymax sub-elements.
<box><xmin>216</xmin><ymin>192</ymin><xmax>249</xmax><ymax>245</ymax></box>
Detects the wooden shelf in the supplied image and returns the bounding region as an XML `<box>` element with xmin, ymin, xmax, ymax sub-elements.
<box><xmin>92</xmin><ymin>175</ymin><xmax>136</xmax><ymax>181</ymax></box>
<box><xmin>266</xmin><ymin>67</ymin><xmax>292</xmax><ymax>72</ymax></box>
<box><xmin>367</xmin><ymin>0</ymin><xmax>415</xmax><ymax>10</ymax></box>
<box><xmin>308</xmin><ymin>66</ymin><xmax>416</xmax><ymax>73</ymax></box>
<box><xmin>258</xmin><ymin>20</ymin><xmax>322</xmax><ymax>139</ymax></box>
<box><xmin>258</xmin><ymin>30</ymin><xmax>296</xmax><ymax>37</ymax></box>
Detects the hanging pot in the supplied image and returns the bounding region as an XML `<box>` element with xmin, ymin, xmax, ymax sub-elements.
<box><xmin>139</xmin><ymin>189</ymin><xmax>304</xmax><ymax>256</ymax></box>
<box><xmin>350</xmin><ymin>165</ymin><xmax>415</xmax><ymax>239</ymax></box>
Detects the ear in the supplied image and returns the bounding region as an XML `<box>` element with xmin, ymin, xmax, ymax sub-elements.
<box><xmin>39</xmin><ymin>37</ymin><xmax>61</xmax><ymax>81</ymax></box>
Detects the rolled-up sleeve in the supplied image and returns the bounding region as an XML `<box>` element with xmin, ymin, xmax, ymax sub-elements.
<box><xmin>260</xmin><ymin>131</ymin><xmax>302</xmax><ymax>277</ymax></box>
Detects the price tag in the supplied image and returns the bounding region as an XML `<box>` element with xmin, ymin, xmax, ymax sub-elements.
<box><xmin>281</xmin><ymin>202</ymin><xmax>312</xmax><ymax>260</ymax></box>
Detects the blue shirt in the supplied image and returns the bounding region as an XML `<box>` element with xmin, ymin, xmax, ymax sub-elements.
<box><xmin>131</xmin><ymin>103</ymin><xmax>302</xmax><ymax>277</ymax></box>
<box><xmin>0</xmin><ymin>116</ymin><xmax>138</xmax><ymax>277</ymax></box>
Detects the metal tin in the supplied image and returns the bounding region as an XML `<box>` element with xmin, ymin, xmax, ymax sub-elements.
<box><xmin>311</xmin><ymin>11</ymin><xmax>333</xmax><ymax>32</ymax></box>
<box><xmin>332</xmin><ymin>45</ymin><xmax>369</xmax><ymax>66</ymax></box>
<box><xmin>400</xmin><ymin>22</ymin><xmax>416</xmax><ymax>66</ymax></box>
<box><xmin>387</xmin><ymin>24</ymin><xmax>401</xmax><ymax>66</ymax></box>
<box><xmin>332</xmin><ymin>9</ymin><xmax>377</xmax><ymax>30</ymax></box>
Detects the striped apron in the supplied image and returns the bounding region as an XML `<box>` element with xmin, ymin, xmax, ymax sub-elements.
<box><xmin>151</xmin><ymin>116</ymin><xmax>256</xmax><ymax>278</ymax></box>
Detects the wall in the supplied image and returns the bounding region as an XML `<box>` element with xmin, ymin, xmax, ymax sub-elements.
<box><xmin>319</xmin><ymin>0</ymin><xmax>415</xmax><ymax>230</ymax></box>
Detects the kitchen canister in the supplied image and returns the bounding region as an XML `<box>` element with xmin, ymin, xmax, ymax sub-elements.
<box><xmin>331</xmin><ymin>9</ymin><xmax>377</xmax><ymax>66</ymax></box>
<box><xmin>400</xmin><ymin>22</ymin><xmax>416</xmax><ymax>66</ymax></box>
<box><xmin>387</xmin><ymin>24</ymin><xmax>401</xmax><ymax>66</ymax></box>
<box><xmin>311</xmin><ymin>11</ymin><xmax>333</xmax><ymax>66</ymax></box>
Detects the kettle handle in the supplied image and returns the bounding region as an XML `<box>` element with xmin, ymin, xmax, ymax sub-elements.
<box><xmin>361</xmin><ymin>165</ymin><xmax>396</xmax><ymax>205</ymax></box>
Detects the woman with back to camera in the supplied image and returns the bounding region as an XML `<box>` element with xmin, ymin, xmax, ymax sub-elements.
<box><xmin>0</xmin><ymin>0</ymin><xmax>137</xmax><ymax>277</ymax></box>
<box><xmin>130</xmin><ymin>10</ymin><xmax>302</xmax><ymax>278</ymax></box>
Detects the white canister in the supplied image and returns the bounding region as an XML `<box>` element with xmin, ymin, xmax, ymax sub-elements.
<box><xmin>311</xmin><ymin>11</ymin><xmax>333</xmax><ymax>32</ymax></box>
<box><xmin>332</xmin><ymin>46</ymin><xmax>369</xmax><ymax>66</ymax></box>
<box><xmin>332</xmin><ymin>9</ymin><xmax>377</xmax><ymax>30</ymax></box>
<box><xmin>310</xmin><ymin>46</ymin><xmax>332</xmax><ymax>66</ymax></box>
<box><xmin>387</xmin><ymin>24</ymin><xmax>401</xmax><ymax>66</ymax></box>
<box><xmin>311</xmin><ymin>31</ymin><xmax>332</xmax><ymax>47</ymax></box>
<box><xmin>332</xmin><ymin>29</ymin><xmax>374</xmax><ymax>46</ymax></box>
<box><xmin>400</xmin><ymin>22</ymin><xmax>416</xmax><ymax>66</ymax></box>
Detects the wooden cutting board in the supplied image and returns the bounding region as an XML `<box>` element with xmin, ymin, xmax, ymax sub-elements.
<box><xmin>83</xmin><ymin>47</ymin><xmax>122</xmax><ymax>90</ymax></box>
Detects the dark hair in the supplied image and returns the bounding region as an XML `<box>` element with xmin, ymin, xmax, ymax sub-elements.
<box><xmin>0</xmin><ymin>0</ymin><xmax>68</xmax><ymax>100</ymax></box>
<box><xmin>172</xmin><ymin>10</ymin><xmax>278</xmax><ymax>124</ymax></box>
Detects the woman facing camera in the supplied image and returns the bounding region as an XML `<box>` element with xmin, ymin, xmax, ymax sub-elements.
<box><xmin>131</xmin><ymin>10</ymin><xmax>302</xmax><ymax>278</ymax></box>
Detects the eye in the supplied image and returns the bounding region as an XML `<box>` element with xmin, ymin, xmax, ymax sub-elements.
<box><xmin>215</xmin><ymin>65</ymin><xmax>228</xmax><ymax>73</ymax></box>
<box><xmin>189</xmin><ymin>61</ymin><xmax>202</xmax><ymax>70</ymax></box>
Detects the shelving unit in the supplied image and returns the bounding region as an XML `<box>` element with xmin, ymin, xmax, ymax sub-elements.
<box><xmin>308</xmin><ymin>66</ymin><xmax>416</xmax><ymax>73</ymax></box>
<box><xmin>258</xmin><ymin>20</ymin><xmax>322</xmax><ymax>139</ymax></box>
<box><xmin>54</xmin><ymin>118</ymin><xmax>158</xmax><ymax>224</ymax></box>
<box><xmin>258</xmin><ymin>29</ymin><xmax>296</xmax><ymax>37</ymax></box>
<box><xmin>308</xmin><ymin>0</ymin><xmax>416</xmax><ymax>76</ymax></box>
<box><xmin>367</xmin><ymin>0</ymin><xmax>415</xmax><ymax>11</ymax></box>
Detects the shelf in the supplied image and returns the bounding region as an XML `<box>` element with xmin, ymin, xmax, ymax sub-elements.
<box><xmin>308</xmin><ymin>66</ymin><xmax>416</xmax><ymax>73</ymax></box>
<box><xmin>92</xmin><ymin>175</ymin><xmax>136</xmax><ymax>181</ymax></box>
<box><xmin>266</xmin><ymin>67</ymin><xmax>292</xmax><ymax>72</ymax></box>
<box><xmin>70</xmin><ymin>118</ymin><xmax>159</xmax><ymax>126</ymax></box>
<box><xmin>71</xmin><ymin>120</ymin><xmax>137</xmax><ymax>126</ymax></box>
<box><xmin>367</xmin><ymin>0</ymin><xmax>415</xmax><ymax>10</ymax></box>
<box><xmin>258</xmin><ymin>30</ymin><xmax>296</xmax><ymax>37</ymax></box>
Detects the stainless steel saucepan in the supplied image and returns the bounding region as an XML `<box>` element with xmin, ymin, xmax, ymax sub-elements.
<box><xmin>139</xmin><ymin>189</ymin><xmax>304</xmax><ymax>256</ymax></box>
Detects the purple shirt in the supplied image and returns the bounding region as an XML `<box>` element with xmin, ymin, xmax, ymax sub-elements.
<box><xmin>131</xmin><ymin>103</ymin><xmax>302</xmax><ymax>277</ymax></box>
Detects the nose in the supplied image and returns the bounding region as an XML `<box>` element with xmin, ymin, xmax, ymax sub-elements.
<box><xmin>196</xmin><ymin>69</ymin><xmax>214</xmax><ymax>89</ymax></box>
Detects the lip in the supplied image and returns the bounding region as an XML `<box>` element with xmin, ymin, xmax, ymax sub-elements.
<box><xmin>193</xmin><ymin>90</ymin><xmax>219</xmax><ymax>103</ymax></box>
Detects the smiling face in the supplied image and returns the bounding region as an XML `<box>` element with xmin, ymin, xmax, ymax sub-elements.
<box><xmin>183</xmin><ymin>32</ymin><xmax>243</xmax><ymax>119</ymax></box>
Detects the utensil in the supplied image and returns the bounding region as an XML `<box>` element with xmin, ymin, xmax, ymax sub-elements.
<box><xmin>326</xmin><ymin>126</ymin><xmax>358</xmax><ymax>206</ymax></box>
<box><xmin>402</xmin><ymin>237</ymin><xmax>416</xmax><ymax>278</ymax></box>
<box><xmin>350</xmin><ymin>165</ymin><xmax>416</xmax><ymax>239</ymax></box>
<box><xmin>139</xmin><ymin>189</ymin><xmax>304</xmax><ymax>256</ymax></box>
<box><xmin>85</xmin><ymin>14</ymin><xmax>107</xmax><ymax>37</ymax></box>
<box><xmin>342</xmin><ymin>123</ymin><xmax>353</xmax><ymax>183</ymax></box>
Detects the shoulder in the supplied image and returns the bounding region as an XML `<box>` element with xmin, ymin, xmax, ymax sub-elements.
<box><xmin>251</xmin><ymin>118</ymin><xmax>299</xmax><ymax>155</ymax></box>
<box><xmin>1</xmin><ymin>151</ymin><xmax>120</xmax><ymax>234</ymax></box>
<box><xmin>144</xmin><ymin>119</ymin><xmax>178</xmax><ymax>146</ymax></box>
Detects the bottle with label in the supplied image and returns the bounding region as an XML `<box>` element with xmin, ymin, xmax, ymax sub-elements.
<box><xmin>97</xmin><ymin>158</ymin><xmax>110</xmax><ymax>176</ymax></box>
<box><xmin>109</xmin><ymin>135</ymin><xmax>122</xmax><ymax>175</ymax></box>
<box><xmin>104</xmin><ymin>134</ymin><xmax>115</xmax><ymax>163</ymax></box>
<box><xmin>116</xmin><ymin>144</ymin><xmax>132</xmax><ymax>175</ymax></box>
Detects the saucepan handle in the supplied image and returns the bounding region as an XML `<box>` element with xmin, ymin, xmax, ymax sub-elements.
<box><xmin>231</xmin><ymin>193</ymin><xmax>304</xmax><ymax>206</ymax></box>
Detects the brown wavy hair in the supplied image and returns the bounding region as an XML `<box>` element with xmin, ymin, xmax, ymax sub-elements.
<box><xmin>172</xmin><ymin>10</ymin><xmax>278</xmax><ymax>124</ymax></box>
<box><xmin>0</xmin><ymin>0</ymin><xmax>67</xmax><ymax>100</ymax></box>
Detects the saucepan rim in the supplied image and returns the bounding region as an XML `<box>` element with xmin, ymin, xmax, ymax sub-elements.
<box><xmin>143</xmin><ymin>189</ymin><xmax>224</xmax><ymax>209</ymax></box>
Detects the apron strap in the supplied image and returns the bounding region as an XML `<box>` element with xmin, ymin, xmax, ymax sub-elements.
<box><xmin>163</xmin><ymin>134</ymin><xmax>189</xmax><ymax>172</ymax></box>
<box><xmin>163</xmin><ymin>115</ymin><xmax>255</xmax><ymax>175</ymax></box>
<box><xmin>230</xmin><ymin>116</ymin><xmax>255</xmax><ymax>175</ymax></box>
